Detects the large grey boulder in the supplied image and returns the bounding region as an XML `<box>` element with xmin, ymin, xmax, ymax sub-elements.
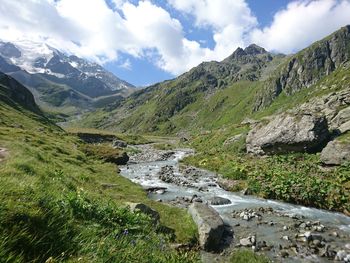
<box><xmin>188</xmin><ymin>203</ymin><xmax>225</xmax><ymax>251</ymax></box>
<box><xmin>321</xmin><ymin>139</ymin><xmax>350</xmax><ymax>165</ymax></box>
<box><xmin>246</xmin><ymin>113</ymin><xmax>330</xmax><ymax>155</ymax></box>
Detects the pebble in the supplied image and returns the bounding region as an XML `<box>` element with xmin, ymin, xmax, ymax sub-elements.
<box><xmin>240</xmin><ymin>235</ymin><xmax>256</xmax><ymax>247</ymax></box>
<box><xmin>335</xmin><ymin>250</ymin><xmax>347</xmax><ymax>261</ymax></box>
<box><xmin>312</xmin><ymin>239</ymin><xmax>322</xmax><ymax>248</ymax></box>
<box><xmin>331</xmin><ymin>231</ymin><xmax>339</xmax><ymax>237</ymax></box>
<box><xmin>280</xmin><ymin>250</ymin><xmax>289</xmax><ymax>258</ymax></box>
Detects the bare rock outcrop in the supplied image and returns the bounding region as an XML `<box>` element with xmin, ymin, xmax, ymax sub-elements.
<box><xmin>246</xmin><ymin>113</ymin><xmax>330</xmax><ymax>155</ymax></box>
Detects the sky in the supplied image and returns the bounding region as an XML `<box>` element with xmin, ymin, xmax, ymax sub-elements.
<box><xmin>1</xmin><ymin>0</ymin><xmax>350</xmax><ymax>86</ymax></box>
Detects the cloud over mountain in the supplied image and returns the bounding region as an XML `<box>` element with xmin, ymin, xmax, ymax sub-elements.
<box><xmin>1</xmin><ymin>0</ymin><xmax>350</xmax><ymax>76</ymax></box>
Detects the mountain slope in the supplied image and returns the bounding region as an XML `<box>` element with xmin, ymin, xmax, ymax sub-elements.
<box><xmin>0</xmin><ymin>40</ymin><xmax>135</xmax><ymax>115</ymax></box>
<box><xmin>254</xmin><ymin>25</ymin><xmax>350</xmax><ymax>111</ymax></box>
<box><xmin>79</xmin><ymin>26</ymin><xmax>350</xmax><ymax>136</ymax></box>
<box><xmin>78</xmin><ymin>44</ymin><xmax>287</xmax><ymax>133</ymax></box>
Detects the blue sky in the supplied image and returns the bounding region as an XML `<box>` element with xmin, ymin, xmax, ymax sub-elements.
<box><xmin>105</xmin><ymin>0</ymin><xmax>294</xmax><ymax>86</ymax></box>
<box><xmin>1</xmin><ymin>0</ymin><xmax>350</xmax><ymax>87</ymax></box>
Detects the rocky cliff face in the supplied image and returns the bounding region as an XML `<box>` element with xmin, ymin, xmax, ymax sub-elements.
<box><xmin>254</xmin><ymin>26</ymin><xmax>350</xmax><ymax>111</ymax></box>
<box><xmin>0</xmin><ymin>73</ymin><xmax>40</xmax><ymax>113</ymax></box>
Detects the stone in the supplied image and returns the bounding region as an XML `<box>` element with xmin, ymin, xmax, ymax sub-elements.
<box><xmin>217</xmin><ymin>177</ymin><xmax>238</xmax><ymax>191</ymax></box>
<box><xmin>321</xmin><ymin>139</ymin><xmax>350</xmax><ymax>165</ymax></box>
<box><xmin>331</xmin><ymin>106</ymin><xmax>350</xmax><ymax>132</ymax></box>
<box><xmin>145</xmin><ymin>186</ymin><xmax>167</xmax><ymax>193</ymax></box>
<box><xmin>241</xmin><ymin>188</ymin><xmax>252</xmax><ymax>195</ymax></box>
<box><xmin>112</xmin><ymin>139</ymin><xmax>127</xmax><ymax>148</ymax></box>
<box><xmin>246</xmin><ymin>113</ymin><xmax>330</xmax><ymax>155</ymax></box>
<box><xmin>280</xmin><ymin>250</ymin><xmax>289</xmax><ymax>258</ymax></box>
<box><xmin>240</xmin><ymin>236</ymin><xmax>256</xmax><ymax>247</ymax></box>
<box><xmin>188</xmin><ymin>203</ymin><xmax>225</xmax><ymax>251</ymax></box>
<box><xmin>209</xmin><ymin>196</ymin><xmax>232</xmax><ymax>206</ymax></box>
<box><xmin>335</xmin><ymin>250</ymin><xmax>347</xmax><ymax>261</ymax></box>
<box><xmin>339</xmin><ymin>120</ymin><xmax>350</xmax><ymax>134</ymax></box>
<box><xmin>312</xmin><ymin>239</ymin><xmax>322</xmax><ymax>248</ymax></box>
<box><xmin>126</xmin><ymin>202</ymin><xmax>160</xmax><ymax>224</ymax></box>
<box><xmin>331</xmin><ymin>231</ymin><xmax>339</xmax><ymax>237</ymax></box>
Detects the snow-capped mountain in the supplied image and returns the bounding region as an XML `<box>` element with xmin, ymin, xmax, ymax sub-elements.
<box><xmin>0</xmin><ymin>39</ymin><xmax>135</xmax><ymax>114</ymax></box>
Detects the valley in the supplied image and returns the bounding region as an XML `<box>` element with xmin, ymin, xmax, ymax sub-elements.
<box><xmin>0</xmin><ymin>24</ymin><xmax>350</xmax><ymax>263</ymax></box>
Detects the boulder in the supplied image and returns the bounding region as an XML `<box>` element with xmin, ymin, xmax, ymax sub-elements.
<box><xmin>126</xmin><ymin>202</ymin><xmax>160</xmax><ymax>224</ymax></box>
<box><xmin>321</xmin><ymin>139</ymin><xmax>350</xmax><ymax>165</ymax></box>
<box><xmin>209</xmin><ymin>196</ymin><xmax>231</xmax><ymax>206</ymax></box>
<box><xmin>188</xmin><ymin>203</ymin><xmax>225</xmax><ymax>251</ymax></box>
<box><xmin>112</xmin><ymin>139</ymin><xmax>127</xmax><ymax>148</ymax></box>
<box><xmin>246</xmin><ymin>113</ymin><xmax>330</xmax><ymax>155</ymax></box>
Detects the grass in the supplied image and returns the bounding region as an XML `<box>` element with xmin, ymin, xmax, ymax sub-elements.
<box><xmin>0</xmin><ymin>89</ymin><xmax>199</xmax><ymax>262</ymax></box>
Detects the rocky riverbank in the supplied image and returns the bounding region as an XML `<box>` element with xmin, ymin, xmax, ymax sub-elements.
<box><xmin>121</xmin><ymin>144</ymin><xmax>350</xmax><ymax>262</ymax></box>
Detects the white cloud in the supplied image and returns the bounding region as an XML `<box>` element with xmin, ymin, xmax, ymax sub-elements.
<box><xmin>0</xmin><ymin>0</ymin><xmax>350</xmax><ymax>77</ymax></box>
<box><xmin>119</xmin><ymin>58</ymin><xmax>132</xmax><ymax>70</ymax></box>
<box><xmin>0</xmin><ymin>0</ymin><xmax>209</xmax><ymax>74</ymax></box>
<box><xmin>168</xmin><ymin>0</ymin><xmax>257</xmax><ymax>59</ymax></box>
<box><xmin>250</xmin><ymin>0</ymin><xmax>350</xmax><ymax>54</ymax></box>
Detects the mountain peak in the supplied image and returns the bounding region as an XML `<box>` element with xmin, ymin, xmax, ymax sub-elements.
<box><xmin>229</xmin><ymin>47</ymin><xmax>247</xmax><ymax>60</ymax></box>
<box><xmin>244</xmin><ymin>44</ymin><xmax>267</xmax><ymax>55</ymax></box>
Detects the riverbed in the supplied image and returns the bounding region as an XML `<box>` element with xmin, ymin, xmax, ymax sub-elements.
<box><xmin>120</xmin><ymin>145</ymin><xmax>350</xmax><ymax>262</ymax></box>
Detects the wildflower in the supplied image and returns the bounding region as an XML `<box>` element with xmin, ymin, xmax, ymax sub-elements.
<box><xmin>123</xmin><ymin>229</ymin><xmax>129</xmax><ymax>235</ymax></box>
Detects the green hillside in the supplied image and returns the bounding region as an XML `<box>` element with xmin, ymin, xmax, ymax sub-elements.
<box><xmin>0</xmin><ymin>73</ymin><xmax>198</xmax><ymax>262</ymax></box>
<box><xmin>77</xmin><ymin>26</ymin><xmax>350</xmax><ymax>136</ymax></box>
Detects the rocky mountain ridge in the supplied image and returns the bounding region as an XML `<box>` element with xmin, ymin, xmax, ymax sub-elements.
<box><xmin>81</xmin><ymin>43</ymin><xmax>287</xmax><ymax>132</ymax></box>
<box><xmin>0</xmin><ymin>39</ymin><xmax>135</xmax><ymax>115</ymax></box>
<box><xmin>254</xmin><ymin>25</ymin><xmax>350</xmax><ymax>110</ymax></box>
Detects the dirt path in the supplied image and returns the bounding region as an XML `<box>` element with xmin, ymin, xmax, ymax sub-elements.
<box><xmin>0</xmin><ymin>147</ymin><xmax>8</xmax><ymax>162</ymax></box>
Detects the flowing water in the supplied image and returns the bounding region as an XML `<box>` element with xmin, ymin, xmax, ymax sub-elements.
<box><xmin>120</xmin><ymin>145</ymin><xmax>350</xmax><ymax>262</ymax></box>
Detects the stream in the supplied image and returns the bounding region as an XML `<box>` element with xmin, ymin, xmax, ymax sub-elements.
<box><xmin>120</xmin><ymin>145</ymin><xmax>350</xmax><ymax>262</ymax></box>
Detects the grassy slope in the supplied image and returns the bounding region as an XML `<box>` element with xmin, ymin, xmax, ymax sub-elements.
<box><xmin>183</xmin><ymin>66</ymin><xmax>350</xmax><ymax>213</ymax></box>
<box><xmin>0</xmin><ymin>81</ymin><xmax>198</xmax><ymax>262</ymax></box>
